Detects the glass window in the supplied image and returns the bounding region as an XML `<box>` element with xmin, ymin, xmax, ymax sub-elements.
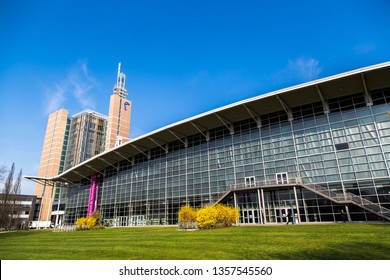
<box><xmin>377</xmin><ymin>121</ymin><xmax>390</xmax><ymax>129</ymax></box>
<box><xmin>368</xmin><ymin>154</ymin><xmax>384</xmax><ymax>162</ymax></box>
<box><xmin>326</xmin><ymin>174</ymin><xmax>340</xmax><ymax>181</ymax></box>
<box><xmin>339</xmin><ymin>158</ymin><xmax>352</xmax><ymax>165</ymax></box>
<box><xmin>340</xmin><ymin>166</ymin><xmax>353</xmax><ymax>173</ymax></box>
<box><xmin>349</xmin><ymin>141</ymin><xmax>363</xmax><ymax>148</ymax></box>
<box><xmin>370</xmin><ymin>162</ymin><xmax>387</xmax><ymax>170</ymax></box>
<box><xmin>372</xmin><ymin>170</ymin><xmax>389</xmax><ymax>177</ymax></box>
<box><xmin>322</xmin><ymin>153</ymin><xmax>336</xmax><ymax>160</ymax></box>
<box><xmin>354</xmin><ymin>163</ymin><xmax>370</xmax><ymax>172</ymax></box>
<box><xmin>342</xmin><ymin>173</ymin><xmax>356</xmax><ymax>180</ymax></box>
<box><xmin>335</xmin><ymin>143</ymin><xmax>349</xmax><ymax>150</ymax></box>
<box><xmin>323</xmin><ymin>160</ymin><xmax>337</xmax><ymax>167</ymax></box>
<box><xmin>355</xmin><ymin>171</ymin><xmax>371</xmax><ymax>179</ymax></box>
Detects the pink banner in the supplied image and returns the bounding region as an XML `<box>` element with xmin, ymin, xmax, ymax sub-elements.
<box><xmin>87</xmin><ymin>174</ymin><xmax>99</xmax><ymax>216</ymax></box>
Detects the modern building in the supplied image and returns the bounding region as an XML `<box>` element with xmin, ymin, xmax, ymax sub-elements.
<box><xmin>27</xmin><ymin>62</ymin><xmax>390</xmax><ymax>226</ymax></box>
<box><xmin>64</xmin><ymin>110</ymin><xmax>108</xmax><ymax>170</ymax></box>
<box><xmin>0</xmin><ymin>194</ymin><xmax>37</xmax><ymax>229</ymax></box>
<box><xmin>34</xmin><ymin>108</ymin><xmax>69</xmax><ymax>224</ymax></box>
<box><xmin>32</xmin><ymin>64</ymin><xmax>131</xmax><ymax>226</ymax></box>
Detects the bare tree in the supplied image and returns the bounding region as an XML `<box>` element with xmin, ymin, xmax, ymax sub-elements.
<box><xmin>8</xmin><ymin>169</ymin><xmax>22</xmax><ymax>229</ymax></box>
<box><xmin>0</xmin><ymin>163</ymin><xmax>14</xmax><ymax>228</ymax></box>
<box><xmin>0</xmin><ymin>164</ymin><xmax>7</xmax><ymax>183</ymax></box>
<box><xmin>0</xmin><ymin>163</ymin><xmax>23</xmax><ymax>229</ymax></box>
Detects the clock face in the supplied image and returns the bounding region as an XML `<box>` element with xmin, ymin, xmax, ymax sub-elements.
<box><xmin>124</xmin><ymin>101</ymin><xmax>130</xmax><ymax>111</ymax></box>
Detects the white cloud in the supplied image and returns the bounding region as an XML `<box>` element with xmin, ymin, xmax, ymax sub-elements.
<box><xmin>270</xmin><ymin>57</ymin><xmax>322</xmax><ymax>87</ymax></box>
<box><xmin>43</xmin><ymin>61</ymin><xmax>99</xmax><ymax>115</ymax></box>
<box><xmin>44</xmin><ymin>83</ymin><xmax>66</xmax><ymax>114</ymax></box>
<box><xmin>68</xmin><ymin>62</ymin><xmax>98</xmax><ymax>109</ymax></box>
<box><xmin>286</xmin><ymin>57</ymin><xmax>322</xmax><ymax>81</ymax></box>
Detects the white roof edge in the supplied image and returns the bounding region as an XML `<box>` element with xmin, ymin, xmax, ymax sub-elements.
<box><xmin>24</xmin><ymin>175</ymin><xmax>57</xmax><ymax>181</ymax></box>
<box><xmin>71</xmin><ymin>109</ymin><xmax>108</xmax><ymax>119</ymax></box>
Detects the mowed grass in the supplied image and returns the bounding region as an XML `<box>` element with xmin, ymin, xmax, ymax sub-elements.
<box><xmin>1</xmin><ymin>223</ymin><xmax>389</xmax><ymax>260</ymax></box>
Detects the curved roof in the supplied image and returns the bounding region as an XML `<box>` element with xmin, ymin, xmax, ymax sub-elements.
<box><xmin>25</xmin><ymin>61</ymin><xmax>390</xmax><ymax>184</ymax></box>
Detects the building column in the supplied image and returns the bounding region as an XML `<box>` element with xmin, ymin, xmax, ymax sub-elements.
<box><xmin>233</xmin><ymin>192</ymin><xmax>239</xmax><ymax>224</ymax></box>
<box><xmin>257</xmin><ymin>189</ymin><xmax>263</xmax><ymax>224</ymax></box>
<box><xmin>293</xmin><ymin>186</ymin><xmax>301</xmax><ymax>224</ymax></box>
<box><xmin>261</xmin><ymin>188</ymin><xmax>267</xmax><ymax>224</ymax></box>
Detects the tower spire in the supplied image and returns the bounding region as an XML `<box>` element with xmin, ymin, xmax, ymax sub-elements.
<box><xmin>106</xmin><ymin>62</ymin><xmax>132</xmax><ymax>150</ymax></box>
<box><xmin>114</xmin><ymin>62</ymin><xmax>127</xmax><ymax>97</ymax></box>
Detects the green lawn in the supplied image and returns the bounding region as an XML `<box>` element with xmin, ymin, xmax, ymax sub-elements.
<box><xmin>1</xmin><ymin>223</ymin><xmax>389</xmax><ymax>260</ymax></box>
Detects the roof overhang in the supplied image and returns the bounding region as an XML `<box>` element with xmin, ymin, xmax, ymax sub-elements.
<box><xmin>25</xmin><ymin>61</ymin><xmax>390</xmax><ymax>185</ymax></box>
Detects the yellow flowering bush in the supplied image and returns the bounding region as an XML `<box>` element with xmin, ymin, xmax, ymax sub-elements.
<box><xmin>196</xmin><ymin>204</ymin><xmax>239</xmax><ymax>229</ymax></box>
<box><xmin>178</xmin><ymin>205</ymin><xmax>197</xmax><ymax>229</ymax></box>
<box><xmin>75</xmin><ymin>217</ymin><xmax>87</xmax><ymax>230</ymax></box>
<box><xmin>214</xmin><ymin>204</ymin><xmax>239</xmax><ymax>228</ymax></box>
<box><xmin>196</xmin><ymin>205</ymin><xmax>218</xmax><ymax>229</ymax></box>
<box><xmin>75</xmin><ymin>211</ymin><xmax>102</xmax><ymax>230</ymax></box>
<box><xmin>86</xmin><ymin>217</ymin><xmax>97</xmax><ymax>229</ymax></box>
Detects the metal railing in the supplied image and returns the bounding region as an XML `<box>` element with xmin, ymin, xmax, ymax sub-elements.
<box><xmin>212</xmin><ymin>179</ymin><xmax>390</xmax><ymax>221</ymax></box>
<box><xmin>303</xmin><ymin>183</ymin><xmax>390</xmax><ymax>221</ymax></box>
<box><xmin>212</xmin><ymin>179</ymin><xmax>298</xmax><ymax>204</ymax></box>
<box><xmin>53</xmin><ymin>224</ymin><xmax>77</xmax><ymax>232</ymax></box>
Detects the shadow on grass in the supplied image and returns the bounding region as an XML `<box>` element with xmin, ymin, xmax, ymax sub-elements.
<box><xmin>269</xmin><ymin>241</ymin><xmax>390</xmax><ymax>260</ymax></box>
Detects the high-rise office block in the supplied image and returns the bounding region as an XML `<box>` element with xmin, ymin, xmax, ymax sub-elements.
<box><xmin>64</xmin><ymin>110</ymin><xmax>107</xmax><ymax>170</ymax></box>
<box><xmin>34</xmin><ymin>109</ymin><xmax>69</xmax><ymax>223</ymax></box>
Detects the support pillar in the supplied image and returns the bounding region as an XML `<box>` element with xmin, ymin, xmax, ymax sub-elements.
<box><xmin>257</xmin><ymin>189</ymin><xmax>263</xmax><ymax>224</ymax></box>
<box><xmin>293</xmin><ymin>186</ymin><xmax>301</xmax><ymax>224</ymax></box>
<box><xmin>261</xmin><ymin>188</ymin><xmax>267</xmax><ymax>224</ymax></box>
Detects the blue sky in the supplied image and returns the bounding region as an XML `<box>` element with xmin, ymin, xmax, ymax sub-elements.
<box><xmin>0</xmin><ymin>0</ymin><xmax>389</xmax><ymax>195</ymax></box>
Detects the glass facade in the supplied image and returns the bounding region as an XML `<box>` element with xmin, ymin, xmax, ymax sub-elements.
<box><xmin>64</xmin><ymin>110</ymin><xmax>107</xmax><ymax>170</ymax></box>
<box><xmin>64</xmin><ymin>87</ymin><xmax>390</xmax><ymax>226</ymax></box>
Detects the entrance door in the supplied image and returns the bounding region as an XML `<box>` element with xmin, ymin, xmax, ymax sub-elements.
<box><xmin>130</xmin><ymin>215</ymin><xmax>145</xmax><ymax>226</ymax></box>
<box><xmin>245</xmin><ymin>176</ymin><xmax>256</xmax><ymax>188</ymax></box>
<box><xmin>119</xmin><ymin>216</ymin><xmax>128</xmax><ymax>227</ymax></box>
<box><xmin>275</xmin><ymin>208</ymin><xmax>297</xmax><ymax>224</ymax></box>
<box><xmin>276</xmin><ymin>208</ymin><xmax>288</xmax><ymax>223</ymax></box>
<box><xmin>276</xmin><ymin>172</ymin><xmax>288</xmax><ymax>184</ymax></box>
<box><xmin>240</xmin><ymin>209</ymin><xmax>260</xmax><ymax>224</ymax></box>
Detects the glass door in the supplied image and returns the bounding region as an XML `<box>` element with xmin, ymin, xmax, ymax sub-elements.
<box><xmin>276</xmin><ymin>172</ymin><xmax>288</xmax><ymax>184</ymax></box>
<box><xmin>130</xmin><ymin>215</ymin><xmax>145</xmax><ymax>226</ymax></box>
<box><xmin>240</xmin><ymin>209</ymin><xmax>260</xmax><ymax>224</ymax></box>
<box><xmin>245</xmin><ymin>176</ymin><xmax>256</xmax><ymax>188</ymax></box>
<box><xmin>119</xmin><ymin>216</ymin><xmax>128</xmax><ymax>226</ymax></box>
<box><xmin>276</xmin><ymin>208</ymin><xmax>288</xmax><ymax>223</ymax></box>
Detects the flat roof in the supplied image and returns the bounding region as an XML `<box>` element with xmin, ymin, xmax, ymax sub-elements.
<box><xmin>25</xmin><ymin>61</ymin><xmax>390</xmax><ymax>184</ymax></box>
<box><xmin>71</xmin><ymin>109</ymin><xmax>108</xmax><ymax>119</ymax></box>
